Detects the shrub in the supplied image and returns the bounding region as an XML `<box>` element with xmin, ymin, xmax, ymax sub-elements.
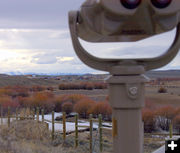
<box><xmin>106</xmin><ymin>96</ymin><xmax>109</xmax><ymax>101</ymax></box>
<box><xmin>88</xmin><ymin>101</ymin><xmax>112</xmax><ymax>121</ymax></box>
<box><xmin>158</xmin><ymin>87</ymin><xmax>167</xmax><ymax>93</ymax></box>
<box><xmin>10</xmin><ymin>86</ymin><xmax>29</xmax><ymax>97</ymax></box>
<box><xmin>67</xmin><ymin>94</ymin><xmax>88</xmax><ymax>104</ymax></box>
<box><xmin>0</xmin><ymin>96</ymin><xmax>20</xmax><ymax>113</ymax></box>
<box><xmin>16</xmin><ymin>96</ymin><xmax>29</xmax><ymax>107</ymax></box>
<box><xmin>58</xmin><ymin>84</ymin><xmax>68</xmax><ymax>90</ymax></box>
<box><xmin>58</xmin><ymin>82</ymin><xmax>107</xmax><ymax>90</ymax></box>
<box><xmin>175</xmin><ymin>107</ymin><xmax>180</xmax><ymax>116</ymax></box>
<box><xmin>0</xmin><ymin>88</ymin><xmax>13</xmax><ymax>96</ymax></box>
<box><xmin>25</xmin><ymin>91</ymin><xmax>55</xmax><ymax>113</ymax></box>
<box><xmin>173</xmin><ymin>115</ymin><xmax>180</xmax><ymax>133</ymax></box>
<box><xmin>94</xmin><ymin>82</ymin><xmax>107</xmax><ymax>89</ymax></box>
<box><xmin>0</xmin><ymin>86</ymin><xmax>29</xmax><ymax>98</ymax></box>
<box><xmin>30</xmin><ymin>85</ymin><xmax>46</xmax><ymax>92</ymax></box>
<box><xmin>84</xmin><ymin>82</ymin><xmax>93</xmax><ymax>90</ymax></box>
<box><xmin>155</xmin><ymin>106</ymin><xmax>176</xmax><ymax>131</ymax></box>
<box><xmin>62</xmin><ymin>102</ymin><xmax>73</xmax><ymax>114</ymax></box>
<box><xmin>54</xmin><ymin>95</ymin><xmax>68</xmax><ymax>112</ymax></box>
<box><xmin>142</xmin><ymin>108</ymin><xmax>156</xmax><ymax>133</ymax></box>
<box><xmin>47</xmin><ymin>86</ymin><xmax>54</xmax><ymax>91</ymax></box>
<box><xmin>53</xmin><ymin>94</ymin><xmax>89</xmax><ymax>112</ymax></box>
<box><xmin>74</xmin><ymin>98</ymin><xmax>95</xmax><ymax>118</ymax></box>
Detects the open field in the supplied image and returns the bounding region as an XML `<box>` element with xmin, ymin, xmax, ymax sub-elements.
<box><xmin>54</xmin><ymin>85</ymin><xmax>180</xmax><ymax>107</ymax></box>
<box><xmin>0</xmin><ymin>72</ymin><xmax>180</xmax><ymax>108</ymax></box>
<box><xmin>0</xmin><ymin>74</ymin><xmax>62</xmax><ymax>87</ymax></box>
<box><xmin>145</xmin><ymin>86</ymin><xmax>180</xmax><ymax>107</ymax></box>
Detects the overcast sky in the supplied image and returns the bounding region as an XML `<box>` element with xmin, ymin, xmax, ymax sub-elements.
<box><xmin>0</xmin><ymin>0</ymin><xmax>179</xmax><ymax>75</ymax></box>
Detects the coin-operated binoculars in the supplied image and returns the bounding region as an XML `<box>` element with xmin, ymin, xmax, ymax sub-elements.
<box><xmin>69</xmin><ymin>0</ymin><xmax>180</xmax><ymax>153</ymax></box>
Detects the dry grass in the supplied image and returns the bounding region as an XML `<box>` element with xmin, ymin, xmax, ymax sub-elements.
<box><xmin>0</xmin><ymin>120</ymin><xmax>51</xmax><ymax>153</ymax></box>
<box><xmin>0</xmin><ymin>120</ymin><xmax>109</xmax><ymax>153</ymax></box>
<box><xmin>144</xmin><ymin>134</ymin><xmax>165</xmax><ymax>153</ymax></box>
<box><xmin>146</xmin><ymin>93</ymin><xmax>180</xmax><ymax>107</ymax></box>
<box><xmin>0</xmin><ymin>120</ymin><xmax>164</xmax><ymax>153</ymax></box>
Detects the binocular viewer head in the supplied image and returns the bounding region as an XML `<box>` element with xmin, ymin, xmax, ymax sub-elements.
<box><xmin>77</xmin><ymin>0</ymin><xmax>180</xmax><ymax>42</ymax></box>
<box><xmin>69</xmin><ymin>0</ymin><xmax>180</xmax><ymax>72</ymax></box>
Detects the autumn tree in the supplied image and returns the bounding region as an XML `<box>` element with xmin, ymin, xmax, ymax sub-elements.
<box><xmin>74</xmin><ymin>98</ymin><xmax>95</xmax><ymax>118</ymax></box>
<box><xmin>142</xmin><ymin>108</ymin><xmax>156</xmax><ymax>132</ymax></box>
<box><xmin>89</xmin><ymin>101</ymin><xmax>112</xmax><ymax>121</ymax></box>
<box><xmin>62</xmin><ymin>102</ymin><xmax>73</xmax><ymax>114</ymax></box>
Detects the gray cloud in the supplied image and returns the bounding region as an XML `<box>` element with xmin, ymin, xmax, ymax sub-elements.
<box><xmin>0</xmin><ymin>29</ymin><xmax>71</xmax><ymax>49</ymax></box>
<box><xmin>31</xmin><ymin>53</ymin><xmax>57</xmax><ymax>64</ymax></box>
<box><xmin>0</xmin><ymin>0</ymin><xmax>178</xmax><ymax>74</ymax></box>
<box><xmin>0</xmin><ymin>0</ymin><xmax>84</xmax><ymax>29</ymax></box>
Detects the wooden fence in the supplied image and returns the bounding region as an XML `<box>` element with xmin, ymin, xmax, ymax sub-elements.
<box><xmin>0</xmin><ymin>107</ymin><xmax>111</xmax><ymax>153</ymax></box>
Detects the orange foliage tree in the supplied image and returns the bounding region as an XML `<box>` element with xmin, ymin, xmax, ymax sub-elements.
<box><xmin>54</xmin><ymin>94</ymin><xmax>89</xmax><ymax>112</ymax></box>
<box><xmin>74</xmin><ymin>98</ymin><xmax>95</xmax><ymax>118</ymax></box>
<box><xmin>30</xmin><ymin>85</ymin><xmax>46</xmax><ymax>92</ymax></box>
<box><xmin>88</xmin><ymin>101</ymin><xmax>112</xmax><ymax>121</ymax></box>
<box><xmin>59</xmin><ymin>82</ymin><xmax>107</xmax><ymax>90</ymax></box>
<box><xmin>173</xmin><ymin>115</ymin><xmax>180</xmax><ymax>133</ymax></box>
<box><xmin>24</xmin><ymin>91</ymin><xmax>55</xmax><ymax>113</ymax></box>
<box><xmin>54</xmin><ymin>95</ymin><xmax>68</xmax><ymax>112</ymax></box>
<box><xmin>66</xmin><ymin>94</ymin><xmax>88</xmax><ymax>104</ymax></box>
<box><xmin>142</xmin><ymin>108</ymin><xmax>156</xmax><ymax>133</ymax></box>
<box><xmin>0</xmin><ymin>96</ymin><xmax>20</xmax><ymax>113</ymax></box>
<box><xmin>62</xmin><ymin>102</ymin><xmax>73</xmax><ymax>114</ymax></box>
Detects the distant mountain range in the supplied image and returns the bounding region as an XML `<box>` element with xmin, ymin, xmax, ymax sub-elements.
<box><xmin>145</xmin><ymin>70</ymin><xmax>180</xmax><ymax>78</ymax></box>
<box><xmin>6</xmin><ymin>72</ymin><xmax>84</xmax><ymax>76</ymax></box>
<box><xmin>0</xmin><ymin>70</ymin><xmax>179</xmax><ymax>87</ymax></box>
<box><xmin>2</xmin><ymin>69</ymin><xmax>180</xmax><ymax>78</ymax></box>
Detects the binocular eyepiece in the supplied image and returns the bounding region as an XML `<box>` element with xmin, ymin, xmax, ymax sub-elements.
<box><xmin>121</xmin><ymin>0</ymin><xmax>142</xmax><ymax>9</ymax></box>
<box><xmin>151</xmin><ymin>0</ymin><xmax>172</xmax><ymax>9</ymax></box>
<box><xmin>121</xmin><ymin>0</ymin><xmax>172</xmax><ymax>9</ymax></box>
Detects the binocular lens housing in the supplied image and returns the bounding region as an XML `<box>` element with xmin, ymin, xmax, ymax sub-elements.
<box><xmin>120</xmin><ymin>0</ymin><xmax>172</xmax><ymax>9</ymax></box>
<box><xmin>151</xmin><ymin>0</ymin><xmax>172</xmax><ymax>8</ymax></box>
<box><xmin>120</xmin><ymin>0</ymin><xmax>141</xmax><ymax>9</ymax></box>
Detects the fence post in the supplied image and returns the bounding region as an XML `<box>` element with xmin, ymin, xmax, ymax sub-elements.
<box><xmin>46</xmin><ymin>122</ymin><xmax>49</xmax><ymax>130</ymax></box>
<box><xmin>63</xmin><ymin>112</ymin><xmax>66</xmax><ymax>141</ymax></box>
<box><xmin>1</xmin><ymin>106</ymin><xmax>3</xmax><ymax>125</ymax></box>
<box><xmin>8</xmin><ymin>107</ymin><xmax>10</xmax><ymax>128</ymax></box>
<box><xmin>16</xmin><ymin>108</ymin><xmax>18</xmax><ymax>121</ymax></box>
<box><xmin>30</xmin><ymin>108</ymin><xmax>32</xmax><ymax>120</ymax></box>
<box><xmin>42</xmin><ymin>109</ymin><xmax>44</xmax><ymax>123</ymax></box>
<box><xmin>32</xmin><ymin>108</ymin><xmax>35</xmax><ymax>120</ymax></box>
<box><xmin>52</xmin><ymin>111</ymin><xmax>55</xmax><ymax>140</ymax></box>
<box><xmin>36</xmin><ymin>107</ymin><xmax>39</xmax><ymax>122</ymax></box>
<box><xmin>89</xmin><ymin>114</ymin><xmax>93</xmax><ymax>153</ymax></box>
<box><xmin>26</xmin><ymin>108</ymin><xmax>29</xmax><ymax>119</ymax></box>
<box><xmin>169</xmin><ymin>123</ymin><xmax>173</xmax><ymax>138</ymax></box>
<box><xmin>75</xmin><ymin>113</ymin><xmax>78</xmax><ymax>147</ymax></box>
<box><xmin>99</xmin><ymin>114</ymin><xmax>103</xmax><ymax>152</ymax></box>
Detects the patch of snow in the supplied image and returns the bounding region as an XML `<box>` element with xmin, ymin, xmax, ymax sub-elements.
<box><xmin>0</xmin><ymin>113</ymin><xmax>112</xmax><ymax>132</ymax></box>
<box><xmin>152</xmin><ymin>145</ymin><xmax>165</xmax><ymax>153</ymax></box>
